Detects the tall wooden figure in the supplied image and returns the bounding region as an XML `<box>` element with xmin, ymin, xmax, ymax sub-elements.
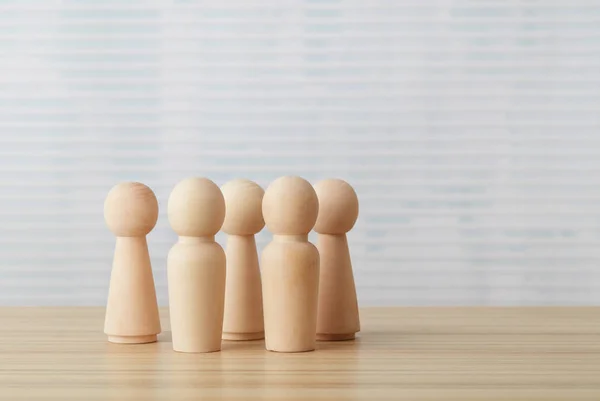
<box><xmin>221</xmin><ymin>179</ymin><xmax>265</xmax><ymax>341</ymax></box>
<box><xmin>103</xmin><ymin>182</ymin><xmax>161</xmax><ymax>344</ymax></box>
<box><xmin>261</xmin><ymin>176</ymin><xmax>320</xmax><ymax>352</ymax></box>
<box><xmin>167</xmin><ymin>177</ymin><xmax>226</xmax><ymax>353</ymax></box>
<box><xmin>314</xmin><ymin>179</ymin><xmax>360</xmax><ymax>341</ymax></box>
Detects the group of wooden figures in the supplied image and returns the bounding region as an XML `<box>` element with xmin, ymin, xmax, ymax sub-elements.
<box><xmin>103</xmin><ymin>176</ymin><xmax>360</xmax><ymax>353</ymax></box>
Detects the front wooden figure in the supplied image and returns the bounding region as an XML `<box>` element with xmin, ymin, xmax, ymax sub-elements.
<box><xmin>261</xmin><ymin>176</ymin><xmax>320</xmax><ymax>353</ymax></box>
<box><xmin>167</xmin><ymin>177</ymin><xmax>227</xmax><ymax>353</ymax></box>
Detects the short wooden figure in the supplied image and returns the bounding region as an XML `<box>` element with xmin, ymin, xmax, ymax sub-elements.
<box><xmin>221</xmin><ymin>179</ymin><xmax>265</xmax><ymax>341</ymax></box>
<box><xmin>103</xmin><ymin>182</ymin><xmax>161</xmax><ymax>344</ymax></box>
<box><xmin>261</xmin><ymin>176</ymin><xmax>320</xmax><ymax>352</ymax></box>
<box><xmin>314</xmin><ymin>179</ymin><xmax>360</xmax><ymax>341</ymax></box>
<box><xmin>167</xmin><ymin>177</ymin><xmax>226</xmax><ymax>353</ymax></box>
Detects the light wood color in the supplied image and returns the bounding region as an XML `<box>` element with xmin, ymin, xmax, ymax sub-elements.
<box><xmin>103</xmin><ymin>182</ymin><xmax>161</xmax><ymax>344</ymax></box>
<box><xmin>167</xmin><ymin>177</ymin><xmax>226</xmax><ymax>353</ymax></box>
<box><xmin>221</xmin><ymin>179</ymin><xmax>265</xmax><ymax>341</ymax></box>
<box><xmin>261</xmin><ymin>176</ymin><xmax>320</xmax><ymax>352</ymax></box>
<box><xmin>314</xmin><ymin>179</ymin><xmax>360</xmax><ymax>341</ymax></box>
<box><xmin>1</xmin><ymin>307</ymin><xmax>600</xmax><ymax>400</ymax></box>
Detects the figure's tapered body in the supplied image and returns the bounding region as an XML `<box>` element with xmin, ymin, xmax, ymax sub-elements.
<box><xmin>103</xmin><ymin>182</ymin><xmax>161</xmax><ymax>344</ymax></box>
<box><xmin>105</xmin><ymin>236</ymin><xmax>161</xmax><ymax>343</ymax></box>
<box><xmin>262</xmin><ymin>236</ymin><xmax>319</xmax><ymax>352</ymax></box>
<box><xmin>168</xmin><ymin>238</ymin><xmax>226</xmax><ymax>352</ymax></box>
<box><xmin>221</xmin><ymin>179</ymin><xmax>265</xmax><ymax>341</ymax></box>
<box><xmin>316</xmin><ymin>234</ymin><xmax>359</xmax><ymax>340</ymax></box>
<box><xmin>314</xmin><ymin>179</ymin><xmax>360</xmax><ymax>341</ymax></box>
<box><xmin>167</xmin><ymin>177</ymin><xmax>227</xmax><ymax>353</ymax></box>
<box><xmin>223</xmin><ymin>235</ymin><xmax>264</xmax><ymax>340</ymax></box>
<box><xmin>261</xmin><ymin>176</ymin><xmax>320</xmax><ymax>353</ymax></box>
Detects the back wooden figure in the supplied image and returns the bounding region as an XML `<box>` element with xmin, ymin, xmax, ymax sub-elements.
<box><xmin>314</xmin><ymin>179</ymin><xmax>360</xmax><ymax>341</ymax></box>
<box><xmin>221</xmin><ymin>179</ymin><xmax>265</xmax><ymax>341</ymax></box>
<box><xmin>103</xmin><ymin>182</ymin><xmax>161</xmax><ymax>344</ymax></box>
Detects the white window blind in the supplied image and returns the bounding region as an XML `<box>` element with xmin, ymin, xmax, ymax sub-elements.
<box><xmin>1</xmin><ymin>0</ymin><xmax>599</xmax><ymax>306</ymax></box>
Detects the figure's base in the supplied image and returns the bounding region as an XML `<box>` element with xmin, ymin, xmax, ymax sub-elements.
<box><xmin>223</xmin><ymin>331</ymin><xmax>265</xmax><ymax>341</ymax></box>
<box><xmin>266</xmin><ymin>347</ymin><xmax>315</xmax><ymax>353</ymax></box>
<box><xmin>173</xmin><ymin>347</ymin><xmax>221</xmax><ymax>354</ymax></box>
<box><xmin>108</xmin><ymin>334</ymin><xmax>157</xmax><ymax>344</ymax></box>
<box><xmin>316</xmin><ymin>333</ymin><xmax>356</xmax><ymax>341</ymax></box>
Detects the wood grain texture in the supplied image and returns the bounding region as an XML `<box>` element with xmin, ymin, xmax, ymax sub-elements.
<box><xmin>0</xmin><ymin>307</ymin><xmax>599</xmax><ymax>400</ymax></box>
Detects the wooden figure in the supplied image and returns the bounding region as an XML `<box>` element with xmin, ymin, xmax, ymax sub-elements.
<box><xmin>221</xmin><ymin>179</ymin><xmax>265</xmax><ymax>341</ymax></box>
<box><xmin>103</xmin><ymin>182</ymin><xmax>161</xmax><ymax>344</ymax></box>
<box><xmin>314</xmin><ymin>179</ymin><xmax>360</xmax><ymax>341</ymax></box>
<box><xmin>261</xmin><ymin>176</ymin><xmax>320</xmax><ymax>352</ymax></box>
<box><xmin>167</xmin><ymin>177</ymin><xmax>226</xmax><ymax>353</ymax></box>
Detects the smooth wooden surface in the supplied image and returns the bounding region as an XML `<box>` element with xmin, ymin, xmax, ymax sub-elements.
<box><xmin>103</xmin><ymin>182</ymin><xmax>161</xmax><ymax>344</ymax></box>
<box><xmin>261</xmin><ymin>176</ymin><xmax>320</xmax><ymax>353</ymax></box>
<box><xmin>221</xmin><ymin>178</ymin><xmax>266</xmax><ymax>341</ymax></box>
<box><xmin>0</xmin><ymin>307</ymin><xmax>599</xmax><ymax>400</ymax></box>
<box><xmin>167</xmin><ymin>177</ymin><xmax>226</xmax><ymax>353</ymax></box>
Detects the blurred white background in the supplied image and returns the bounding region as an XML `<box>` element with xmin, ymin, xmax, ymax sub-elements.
<box><xmin>1</xmin><ymin>0</ymin><xmax>599</xmax><ymax>306</ymax></box>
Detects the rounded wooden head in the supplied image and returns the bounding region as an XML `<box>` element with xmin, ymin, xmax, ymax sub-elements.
<box><xmin>104</xmin><ymin>182</ymin><xmax>159</xmax><ymax>237</ymax></box>
<box><xmin>314</xmin><ymin>178</ymin><xmax>359</xmax><ymax>234</ymax></box>
<box><xmin>221</xmin><ymin>179</ymin><xmax>265</xmax><ymax>235</ymax></box>
<box><xmin>168</xmin><ymin>177</ymin><xmax>225</xmax><ymax>237</ymax></box>
<box><xmin>262</xmin><ymin>176</ymin><xmax>319</xmax><ymax>235</ymax></box>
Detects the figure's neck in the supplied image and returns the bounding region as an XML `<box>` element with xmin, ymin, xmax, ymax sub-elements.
<box><xmin>273</xmin><ymin>234</ymin><xmax>308</xmax><ymax>242</ymax></box>
<box><xmin>318</xmin><ymin>233</ymin><xmax>346</xmax><ymax>238</ymax></box>
<box><xmin>178</xmin><ymin>236</ymin><xmax>215</xmax><ymax>244</ymax></box>
<box><xmin>116</xmin><ymin>236</ymin><xmax>146</xmax><ymax>243</ymax></box>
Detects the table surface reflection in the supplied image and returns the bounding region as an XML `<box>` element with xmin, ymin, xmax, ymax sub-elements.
<box><xmin>1</xmin><ymin>307</ymin><xmax>599</xmax><ymax>400</ymax></box>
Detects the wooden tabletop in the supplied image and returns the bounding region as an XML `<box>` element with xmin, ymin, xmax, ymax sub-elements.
<box><xmin>0</xmin><ymin>307</ymin><xmax>599</xmax><ymax>400</ymax></box>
